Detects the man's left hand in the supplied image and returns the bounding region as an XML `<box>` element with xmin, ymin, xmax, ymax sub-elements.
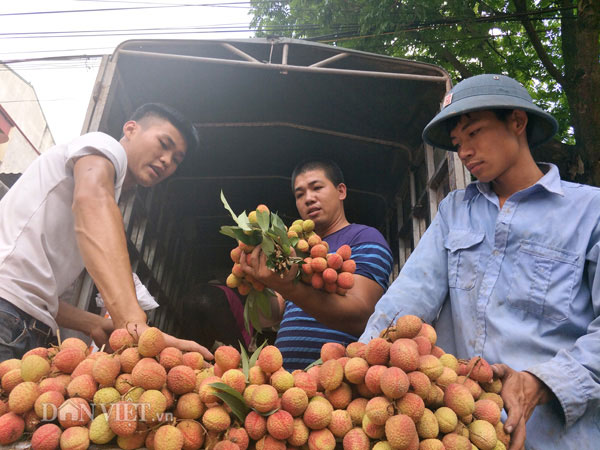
<box><xmin>89</xmin><ymin>317</ymin><xmax>115</xmax><ymax>351</ymax></box>
<box><xmin>240</xmin><ymin>246</ymin><xmax>298</xmax><ymax>293</ymax></box>
<box><xmin>492</xmin><ymin>364</ymin><xmax>553</xmax><ymax>450</ymax></box>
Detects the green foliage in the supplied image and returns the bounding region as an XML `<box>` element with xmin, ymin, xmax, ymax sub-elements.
<box><xmin>249</xmin><ymin>0</ymin><xmax>585</xmax><ymax>145</ymax></box>
<box><xmin>304</xmin><ymin>358</ymin><xmax>323</xmax><ymax>370</ymax></box>
<box><xmin>221</xmin><ymin>191</ymin><xmax>303</xmax><ymax>333</ymax></box>
<box><xmin>209</xmin><ymin>382</ymin><xmax>250</xmax><ymax>422</ymax></box>
<box><xmin>239</xmin><ymin>339</ymin><xmax>268</xmax><ymax>380</ymax></box>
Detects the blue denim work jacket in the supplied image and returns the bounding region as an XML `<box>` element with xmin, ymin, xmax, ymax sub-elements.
<box><xmin>361</xmin><ymin>164</ymin><xmax>600</xmax><ymax>449</ymax></box>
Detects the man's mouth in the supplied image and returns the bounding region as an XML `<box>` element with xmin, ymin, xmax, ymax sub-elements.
<box><xmin>307</xmin><ymin>207</ymin><xmax>320</xmax><ymax>218</ymax></box>
<box><xmin>466</xmin><ymin>161</ymin><xmax>483</xmax><ymax>173</ymax></box>
<box><xmin>150</xmin><ymin>166</ymin><xmax>162</xmax><ymax>177</ymax></box>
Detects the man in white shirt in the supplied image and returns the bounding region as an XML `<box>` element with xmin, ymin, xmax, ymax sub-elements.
<box><xmin>0</xmin><ymin>103</ymin><xmax>212</xmax><ymax>361</ymax></box>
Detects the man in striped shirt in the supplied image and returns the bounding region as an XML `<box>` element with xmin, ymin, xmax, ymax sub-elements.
<box><xmin>241</xmin><ymin>160</ymin><xmax>393</xmax><ymax>370</ymax></box>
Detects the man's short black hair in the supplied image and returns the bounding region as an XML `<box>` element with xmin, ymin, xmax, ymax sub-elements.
<box><xmin>129</xmin><ymin>103</ymin><xmax>200</xmax><ymax>153</ymax></box>
<box><xmin>445</xmin><ymin>109</ymin><xmax>533</xmax><ymax>148</ymax></box>
<box><xmin>291</xmin><ymin>159</ymin><xmax>345</xmax><ymax>191</ymax></box>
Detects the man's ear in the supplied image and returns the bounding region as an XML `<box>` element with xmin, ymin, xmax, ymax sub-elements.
<box><xmin>122</xmin><ymin>120</ymin><xmax>138</xmax><ymax>140</ymax></box>
<box><xmin>511</xmin><ymin>110</ymin><xmax>528</xmax><ymax>137</ymax></box>
<box><xmin>337</xmin><ymin>183</ymin><xmax>347</xmax><ymax>201</ymax></box>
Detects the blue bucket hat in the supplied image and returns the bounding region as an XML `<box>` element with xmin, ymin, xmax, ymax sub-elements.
<box><xmin>422</xmin><ymin>74</ymin><xmax>558</xmax><ymax>151</ymax></box>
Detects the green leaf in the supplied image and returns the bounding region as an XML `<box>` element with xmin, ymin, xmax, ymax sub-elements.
<box><xmin>264</xmin><ymin>231</ymin><xmax>280</xmax><ymax>241</ymax></box>
<box><xmin>271</xmin><ymin>212</ymin><xmax>286</xmax><ymax>231</ymax></box>
<box><xmin>243</xmin><ymin>299</ymin><xmax>252</xmax><ymax>334</ymax></box>
<box><xmin>210</xmin><ymin>382</ymin><xmax>250</xmax><ymax>422</ymax></box>
<box><xmin>239</xmin><ymin>341</ymin><xmax>250</xmax><ymax>380</ymax></box>
<box><xmin>304</xmin><ymin>358</ymin><xmax>322</xmax><ymax>370</ymax></box>
<box><xmin>249</xmin><ymin>339</ymin><xmax>268</xmax><ymax>368</ymax></box>
<box><xmin>249</xmin><ymin>302</ymin><xmax>263</xmax><ymax>333</ymax></box>
<box><xmin>221</xmin><ymin>190</ymin><xmax>240</xmax><ymax>225</ymax></box>
<box><xmin>220</xmin><ymin>225</ymin><xmax>242</xmax><ymax>240</ymax></box>
<box><xmin>261</xmin><ymin>236</ymin><xmax>275</xmax><ymax>255</ymax></box>
<box><xmin>255</xmin><ymin>290</ymin><xmax>272</xmax><ymax>319</ymax></box>
<box><xmin>231</xmin><ymin>228</ymin><xmax>262</xmax><ymax>246</ymax></box>
<box><xmin>258</xmin><ymin>407</ymin><xmax>280</xmax><ymax>417</ymax></box>
<box><xmin>257</xmin><ymin>209</ymin><xmax>270</xmax><ymax>231</ymax></box>
<box><xmin>210</xmin><ymin>382</ymin><xmax>247</xmax><ymax>404</ymax></box>
<box><xmin>237</xmin><ymin>211</ymin><xmax>252</xmax><ymax>231</ymax></box>
<box><xmin>273</xmin><ymin>228</ymin><xmax>290</xmax><ymax>250</ymax></box>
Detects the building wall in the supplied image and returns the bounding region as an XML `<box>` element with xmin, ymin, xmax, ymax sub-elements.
<box><xmin>0</xmin><ymin>63</ymin><xmax>54</xmax><ymax>174</ymax></box>
<box><xmin>0</xmin><ymin>128</ymin><xmax>40</xmax><ymax>173</ymax></box>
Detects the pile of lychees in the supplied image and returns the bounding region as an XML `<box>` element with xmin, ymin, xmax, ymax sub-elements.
<box><xmin>0</xmin><ymin>315</ymin><xmax>509</xmax><ymax>450</ymax></box>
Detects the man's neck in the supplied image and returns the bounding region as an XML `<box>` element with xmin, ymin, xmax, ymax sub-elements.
<box><xmin>492</xmin><ymin>158</ymin><xmax>544</xmax><ymax>207</ymax></box>
<box><xmin>316</xmin><ymin>215</ymin><xmax>350</xmax><ymax>239</ymax></box>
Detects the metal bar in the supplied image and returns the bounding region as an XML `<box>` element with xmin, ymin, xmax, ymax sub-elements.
<box><xmin>221</xmin><ymin>42</ymin><xmax>259</xmax><ymax>63</ymax></box>
<box><xmin>81</xmin><ymin>55</ymin><xmax>109</xmax><ymax>134</ymax></box>
<box><xmin>85</xmin><ymin>59</ymin><xmax>118</xmax><ymax>133</ymax></box>
<box><xmin>409</xmin><ymin>170</ymin><xmax>421</xmax><ymax>247</ymax></box>
<box><xmin>194</xmin><ymin>121</ymin><xmax>412</xmax><ymax>152</ymax></box>
<box><xmin>282</xmin><ymin>43</ymin><xmax>289</xmax><ymax>65</ymax></box>
<box><xmin>424</xmin><ymin>144</ymin><xmax>438</xmax><ymax>220</ymax></box>
<box><xmin>310</xmin><ymin>52</ymin><xmax>349</xmax><ymax>68</ymax></box>
<box><xmin>165</xmin><ymin>175</ymin><xmax>388</xmax><ymax>204</ymax></box>
<box><xmin>118</xmin><ymin>49</ymin><xmax>448</xmax><ymax>83</ymax></box>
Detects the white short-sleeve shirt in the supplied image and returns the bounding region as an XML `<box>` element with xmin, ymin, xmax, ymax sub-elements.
<box><xmin>0</xmin><ymin>132</ymin><xmax>127</xmax><ymax>332</ymax></box>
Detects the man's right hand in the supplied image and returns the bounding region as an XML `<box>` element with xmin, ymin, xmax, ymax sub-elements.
<box><xmin>124</xmin><ymin>322</ymin><xmax>213</xmax><ymax>362</ymax></box>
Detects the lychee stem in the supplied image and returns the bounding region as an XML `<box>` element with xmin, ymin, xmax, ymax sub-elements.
<box><xmin>463</xmin><ymin>356</ymin><xmax>482</xmax><ymax>382</ymax></box>
<box><xmin>381</xmin><ymin>312</ymin><xmax>399</xmax><ymax>340</ymax></box>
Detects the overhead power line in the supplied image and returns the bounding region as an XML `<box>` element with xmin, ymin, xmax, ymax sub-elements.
<box><xmin>0</xmin><ymin>2</ymin><xmax>258</xmax><ymax>16</ymax></box>
<box><xmin>0</xmin><ymin>23</ymin><xmax>254</xmax><ymax>39</ymax></box>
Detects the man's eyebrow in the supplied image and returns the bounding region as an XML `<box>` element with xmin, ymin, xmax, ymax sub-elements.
<box><xmin>294</xmin><ymin>179</ymin><xmax>321</xmax><ymax>193</ymax></box>
<box><xmin>160</xmin><ymin>133</ymin><xmax>176</xmax><ymax>148</ymax></box>
<box><xmin>451</xmin><ymin>118</ymin><xmax>480</xmax><ymax>140</ymax></box>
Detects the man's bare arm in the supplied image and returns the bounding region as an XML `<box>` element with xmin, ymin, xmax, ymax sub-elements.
<box><xmin>56</xmin><ymin>299</ymin><xmax>114</xmax><ymax>349</ymax></box>
<box><xmin>72</xmin><ymin>154</ymin><xmax>213</xmax><ymax>359</ymax></box>
<box><xmin>72</xmin><ymin>154</ymin><xmax>146</xmax><ymax>329</ymax></box>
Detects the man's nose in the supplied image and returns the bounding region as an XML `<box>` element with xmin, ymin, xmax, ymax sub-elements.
<box><xmin>457</xmin><ymin>143</ymin><xmax>473</xmax><ymax>161</ymax></box>
<box><xmin>304</xmin><ymin>190</ymin><xmax>316</xmax><ymax>204</ymax></box>
<box><xmin>160</xmin><ymin>152</ymin><xmax>172</xmax><ymax>167</ymax></box>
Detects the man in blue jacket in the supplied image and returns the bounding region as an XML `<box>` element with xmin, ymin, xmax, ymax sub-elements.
<box><xmin>362</xmin><ymin>74</ymin><xmax>600</xmax><ymax>449</ymax></box>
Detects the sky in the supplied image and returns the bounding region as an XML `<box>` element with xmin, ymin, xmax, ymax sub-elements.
<box><xmin>1</xmin><ymin>0</ymin><xmax>254</xmax><ymax>143</ymax></box>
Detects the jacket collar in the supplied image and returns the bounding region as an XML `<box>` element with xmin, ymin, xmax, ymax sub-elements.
<box><xmin>464</xmin><ymin>162</ymin><xmax>564</xmax><ymax>201</ymax></box>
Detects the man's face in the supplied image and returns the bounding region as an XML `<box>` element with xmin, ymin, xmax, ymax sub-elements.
<box><xmin>450</xmin><ymin>110</ymin><xmax>523</xmax><ymax>183</ymax></box>
<box><xmin>293</xmin><ymin>169</ymin><xmax>346</xmax><ymax>231</ymax></box>
<box><xmin>123</xmin><ymin>118</ymin><xmax>187</xmax><ymax>188</ymax></box>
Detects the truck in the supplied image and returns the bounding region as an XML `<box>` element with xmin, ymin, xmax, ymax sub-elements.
<box><xmin>70</xmin><ymin>37</ymin><xmax>469</xmax><ymax>340</ymax></box>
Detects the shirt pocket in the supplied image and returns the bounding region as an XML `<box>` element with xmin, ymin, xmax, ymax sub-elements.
<box><xmin>507</xmin><ymin>240</ymin><xmax>581</xmax><ymax>321</ymax></box>
<box><xmin>444</xmin><ymin>230</ymin><xmax>486</xmax><ymax>290</ymax></box>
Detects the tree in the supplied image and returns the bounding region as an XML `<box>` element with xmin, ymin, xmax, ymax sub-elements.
<box><xmin>250</xmin><ymin>0</ymin><xmax>600</xmax><ymax>185</ymax></box>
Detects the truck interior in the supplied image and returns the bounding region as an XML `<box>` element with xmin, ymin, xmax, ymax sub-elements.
<box><xmin>79</xmin><ymin>38</ymin><xmax>464</xmax><ymax>337</ymax></box>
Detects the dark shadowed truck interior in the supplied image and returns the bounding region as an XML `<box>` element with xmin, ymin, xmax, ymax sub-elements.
<box><xmin>70</xmin><ymin>38</ymin><xmax>469</xmax><ymax>344</ymax></box>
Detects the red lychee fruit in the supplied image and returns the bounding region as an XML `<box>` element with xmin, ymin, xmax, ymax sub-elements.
<box><xmin>137</xmin><ymin>327</ymin><xmax>166</xmax><ymax>357</ymax></box>
<box><xmin>336</xmin><ymin>244</ymin><xmax>352</xmax><ymax>260</ymax></box>
<box><xmin>0</xmin><ymin>412</ymin><xmax>25</xmax><ymax>445</ymax></box>
<box><xmin>31</xmin><ymin>423</ymin><xmax>62</xmax><ymax>450</ymax></box>
<box><xmin>214</xmin><ymin>345</ymin><xmax>241</xmax><ymax>371</ymax></box>
<box><xmin>109</xmin><ymin>328</ymin><xmax>135</xmax><ymax>352</ymax></box>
